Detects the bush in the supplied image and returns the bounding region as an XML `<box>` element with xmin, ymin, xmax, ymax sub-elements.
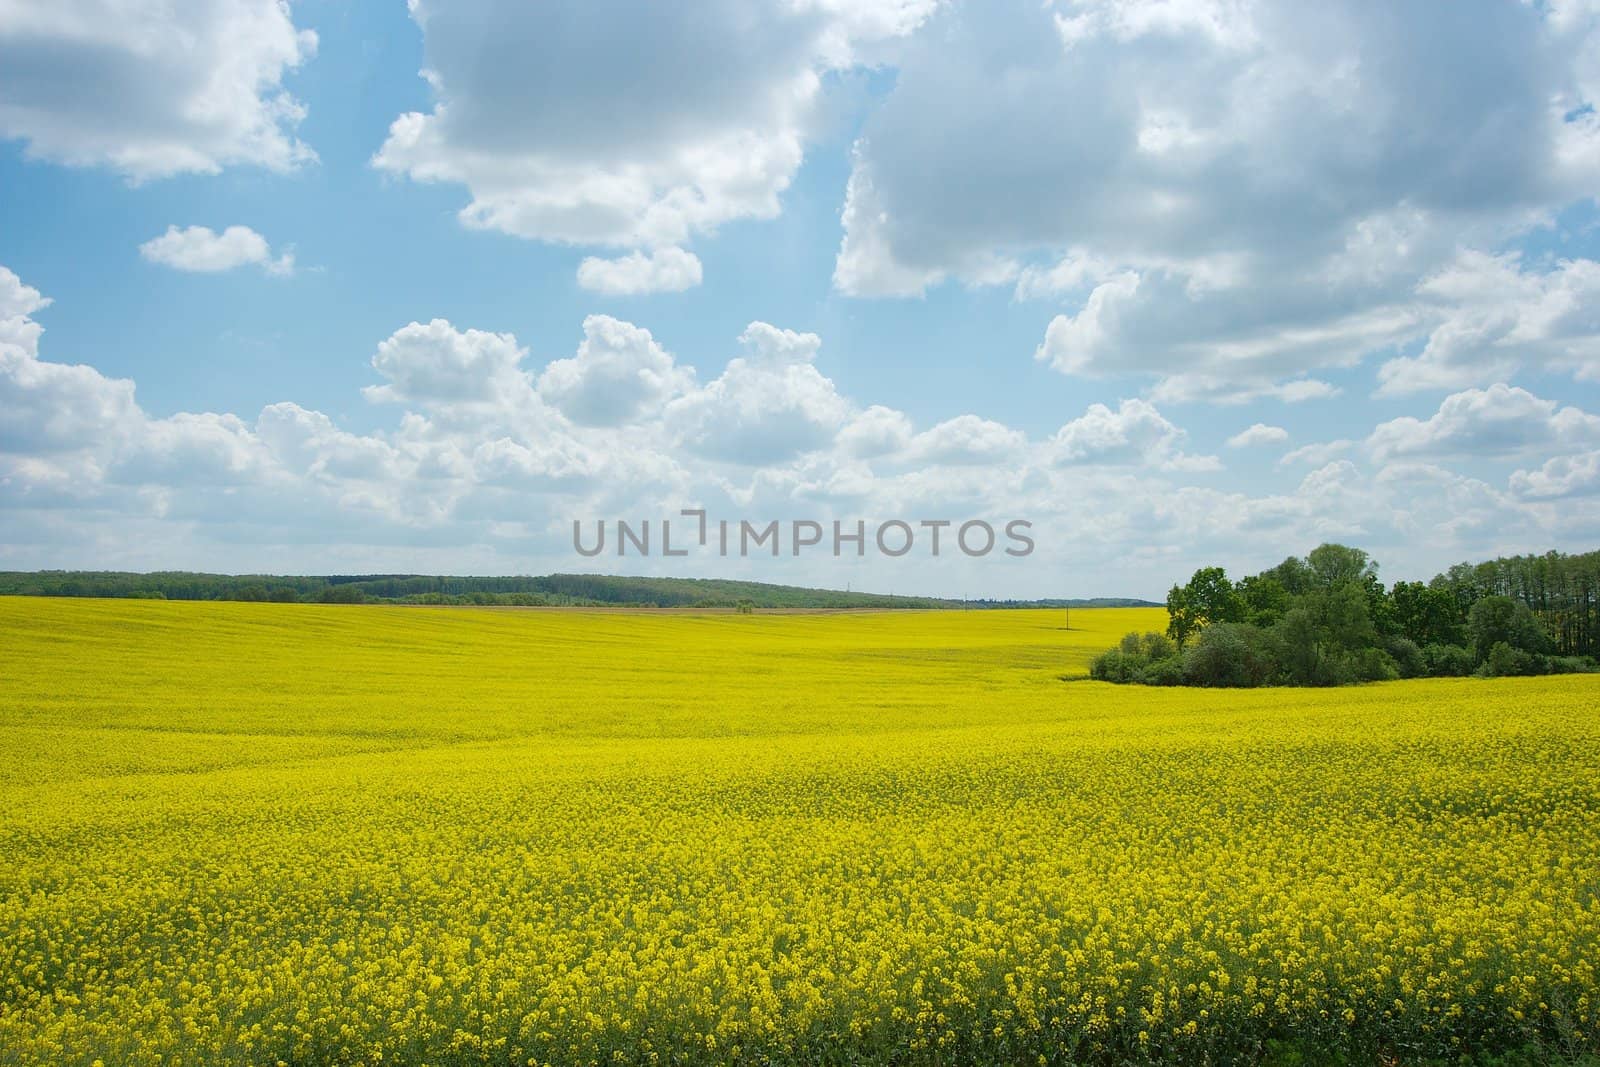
<box><xmin>1119</xmin><ymin>631</ymin><xmax>1176</xmax><ymax>661</ymax></box>
<box><xmin>1090</xmin><ymin>649</ymin><xmax>1138</xmax><ymax>683</ymax></box>
<box><xmin>1422</xmin><ymin>643</ymin><xmax>1475</xmax><ymax>677</ymax></box>
<box><xmin>1138</xmin><ymin>657</ymin><xmax>1187</xmax><ymax>686</ymax></box>
<box><xmin>1182</xmin><ymin>623</ymin><xmax>1280</xmax><ymax>688</ymax></box>
<box><xmin>1384</xmin><ymin>636</ymin><xmax>1425</xmax><ymax>679</ymax></box>
<box><xmin>1093</xmin><ymin>633</ymin><xmax>1183</xmax><ymax>684</ymax></box>
<box><xmin>1479</xmin><ymin>641</ymin><xmax>1539</xmax><ymax>677</ymax></box>
<box><xmin>1347</xmin><ymin>646</ymin><xmax>1399</xmax><ymax>683</ymax></box>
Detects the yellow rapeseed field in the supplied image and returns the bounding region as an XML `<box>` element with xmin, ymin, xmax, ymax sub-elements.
<box><xmin>1</xmin><ymin>597</ymin><xmax>1597</xmax><ymax>1065</ymax></box>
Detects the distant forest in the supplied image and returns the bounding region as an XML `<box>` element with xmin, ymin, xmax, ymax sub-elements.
<box><xmin>0</xmin><ymin>570</ymin><xmax>1156</xmax><ymax>611</ymax></box>
<box><xmin>1093</xmin><ymin>546</ymin><xmax>1600</xmax><ymax>686</ymax></box>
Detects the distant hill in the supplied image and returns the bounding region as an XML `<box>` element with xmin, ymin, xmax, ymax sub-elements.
<box><xmin>0</xmin><ymin>570</ymin><xmax>1151</xmax><ymax>610</ymax></box>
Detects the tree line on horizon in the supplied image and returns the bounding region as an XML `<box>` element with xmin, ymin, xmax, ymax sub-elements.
<box><xmin>1092</xmin><ymin>545</ymin><xmax>1600</xmax><ymax>687</ymax></box>
<box><xmin>0</xmin><ymin>571</ymin><xmax>956</xmax><ymax>610</ymax></box>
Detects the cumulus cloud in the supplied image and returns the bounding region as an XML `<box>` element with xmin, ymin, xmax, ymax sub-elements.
<box><xmin>537</xmin><ymin>315</ymin><xmax>694</xmax><ymax>426</ymax></box>
<box><xmin>1511</xmin><ymin>451</ymin><xmax>1600</xmax><ymax>499</ymax></box>
<box><xmin>1367</xmin><ymin>384</ymin><xmax>1600</xmax><ymax>462</ymax></box>
<box><xmin>373</xmin><ymin>0</ymin><xmax>936</xmax><ymax>269</ymax></box>
<box><xmin>3</xmin><ymin>262</ymin><xmax>1589</xmax><ymax>594</ymax></box>
<box><xmin>1377</xmin><ymin>252</ymin><xmax>1600</xmax><ymax>394</ymax></box>
<box><xmin>907</xmin><ymin>415</ymin><xmax>1027</xmax><ymax>466</ymax></box>
<box><xmin>1049</xmin><ymin>398</ymin><xmax>1216</xmax><ymax>470</ymax></box>
<box><xmin>665</xmin><ymin>322</ymin><xmax>849</xmax><ymax>464</ymax></box>
<box><xmin>139</xmin><ymin>225</ymin><xmax>294</xmax><ymax>276</ymax></box>
<box><xmin>0</xmin><ymin>0</ymin><xmax>316</xmax><ymax>179</ymax></box>
<box><xmin>837</xmin><ymin>0</ymin><xmax>1600</xmax><ymax>401</ymax></box>
<box><xmin>1226</xmin><ymin>423</ymin><xmax>1289</xmax><ymax>449</ymax></box>
<box><xmin>576</xmin><ymin>247</ymin><xmax>704</xmax><ymax>295</ymax></box>
<box><xmin>364</xmin><ymin>319</ymin><xmax>536</xmax><ymax>410</ymax></box>
<box><xmin>836</xmin><ymin>405</ymin><xmax>914</xmax><ymax>458</ymax></box>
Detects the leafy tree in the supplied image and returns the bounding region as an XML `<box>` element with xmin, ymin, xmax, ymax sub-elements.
<box><xmin>1390</xmin><ymin>581</ymin><xmax>1463</xmax><ymax>647</ymax></box>
<box><xmin>1306</xmin><ymin>543</ymin><xmax>1376</xmax><ymax>589</ymax></box>
<box><xmin>1104</xmin><ymin>543</ymin><xmax>1594</xmax><ymax>688</ymax></box>
<box><xmin>1165</xmin><ymin>567</ymin><xmax>1243</xmax><ymax>645</ymax></box>
<box><xmin>1308</xmin><ymin>582</ymin><xmax>1376</xmax><ymax>652</ymax></box>
<box><xmin>1263</xmin><ymin>556</ymin><xmax>1314</xmax><ymax>597</ymax></box>
<box><xmin>1467</xmin><ymin>596</ymin><xmax>1551</xmax><ymax>659</ymax></box>
<box><xmin>1237</xmin><ymin>573</ymin><xmax>1291</xmax><ymax>628</ymax></box>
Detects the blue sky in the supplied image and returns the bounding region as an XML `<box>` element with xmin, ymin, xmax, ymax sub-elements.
<box><xmin>3</xmin><ymin>0</ymin><xmax>1600</xmax><ymax>599</ymax></box>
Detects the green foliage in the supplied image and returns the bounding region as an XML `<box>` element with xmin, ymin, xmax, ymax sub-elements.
<box><xmin>1090</xmin><ymin>632</ymin><xmax>1182</xmax><ymax>683</ymax></box>
<box><xmin>1384</xmin><ymin>636</ymin><xmax>1425</xmax><ymax>679</ymax></box>
<box><xmin>1237</xmin><ymin>573</ymin><xmax>1292</xmax><ymax>627</ymax></box>
<box><xmin>1181</xmin><ymin>623</ymin><xmax>1281</xmax><ymax>687</ymax></box>
<box><xmin>1468</xmin><ymin>596</ymin><xmax>1552</xmax><ymax>659</ymax></box>
<box><xmin>1101</xmin><ymin>543</ymin><xmax>1593</xmax><ymax>688</ymax></box>
<box><xmin>1390</xmin><ymin>580</ymin><xmax>1464</xmax><ymax>647</ymax></box>
<box><xmin>1166</xmin><ymin>566</ymin><xmax>1244</xmax><ymax>645</ymax></box>
<box><xmin>1422</xmin><ymin>643</ymin><xmax>1476</xmax><ymax>677</ymax></box>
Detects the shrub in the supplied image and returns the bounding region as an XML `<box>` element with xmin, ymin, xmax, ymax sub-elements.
<box><xmin>1182</xmin><ymin>623</ymin><xmax>1280</xmax><ymax>688</ymax></box>
<box><xmin>1347</xmin><ymin>647</ymin><xmax>1399</xmax><ymax>683</ymax></box>
<box><xmin>1422</xmin><ymin>643</ymin><xmax>1474</xmax><ymax>677</ymax></box>
<box><xmin>1479</xmin><ymin>641</ymin><xmax>1539</xmax><ymax>678</ymax></box>
<box><xmin>1090</xmin><ymin>649</ymin><xmax>1137</xmax><ymax>683</ymax></box>
<box><xmin>1384</xmin><ymin>636</ymin><xmax>1425</xmax><ymax>679</ymax></box>
<box><xmin>1138</xmin><ymin>657</ymin><xmax>1187</xmax><ymax>686</ymax></box>
<box><xmin>1119</xmin><ymin>631</ymin><xmax>1176</xmax><ymax>662</ymax></box>
<box><xmin>1094</xmin><ymin>633</ymin><xmax>1186</xmax><ymax>684</ymax></box>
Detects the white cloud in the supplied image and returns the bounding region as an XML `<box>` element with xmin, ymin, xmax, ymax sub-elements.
<box><xmin>836</xmin><ymin>405</ymin><xmax>914</xmax><ymax>458</ymax></box>
<box><xmin>1278</xmin><ymin>440</ymin><xmax>1353</xmax><ymax>468</ymax></box>
<box><xmin>1367</xmin><ymin>384</ymin><xmax>1600</xmax><ymax>462</ymax></box>
<box><xmin>0</xmin><ymin>265</ymin><xmax>50</xmax><ymax>319</ymax></box>
<box><xmin>576</xmin><ymin>247</ymin><xmax>704</xmax><ymax>295</ymax></box>
<box><xmin>1377</xmin><ymin>252</ymin><xmax>1600</xmax><ymax>394</ymax></box>
<box><xmin>139</xmin><ymin>225</ymin><xmax>294</xmax><ymax>276</ymax></box>
<box><xmin>1225</xmin><ymin>423</ymin><xmax>1289</xmax><ymax>448</ymax></box>
<box><xmin>363</xmin><ymin>319</ymin><xmax>537</xmax><ymax>410</ymax></box>
<box><xmin>1049</xmin><ymin>398</ymin><xmax>1214</xmax><ymax>470</ymax></box>
<box><xmin>538</xmin><ymin>315</ymin><xmax>694</xmax><ymax>427</ymax></box>
<box><xmin>1511</xmin><ymin>451</ymin><xmax>1600</xmax><ymax>499</ymax></box>
<box><xmin>373</xmin><ymin>0</ymin><xmax>935</xmax><ymax>267</ymax></box>
<box><xmin>907</xmin><ymin>415</ymin><xmax>1026</xmax><ymax>466</ymax></box>
<box><xmin>665</xmin><ymin>322</ymin><xmax>849</xmax><ymax>464</ymax></box>
<box><xmin>4</xmin><ymin>262</ymin><xmax>1591</xmax><ymax>595</ymax></box>
<box><xmin>837</xmin><ymin>0</ymin><xmax>1600</xmax><ymax>401</ymax></box>
<box><xmin>0</xmin><ymin>0</ymin><xmax>316</xmax><ymax>180</ymax></box>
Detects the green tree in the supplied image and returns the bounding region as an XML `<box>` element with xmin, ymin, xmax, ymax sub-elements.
<box><xmin>1165</xmin><ymin>566</ymin><xmax>1243</xmax><ymax>645</ymax></box>
<box><xmin>1390</xmin><ymin>580</ymin><xmax>1464</xmax><ymax>647</ymax></box>
<box><xmin>1306</xmin><ymin>543</ymin><xmax>1376</xmax><ymax>589</ymax></box>
<box><xmin>1237</xmin><ymin>573</ymin><xmax>1291</xmax><ymax>628</ymax></box>
<box><xmin>1467</xmin><ymin>596</ymin><xmax>1550</xmax><ymax>659</ymax></box>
